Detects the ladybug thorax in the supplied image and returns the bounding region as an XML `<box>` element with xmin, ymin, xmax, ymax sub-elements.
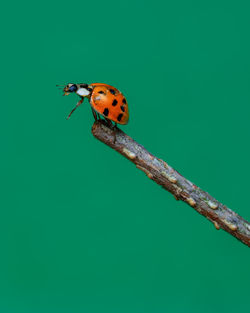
<box><xmin>75</xmin><ymin>84</ymin><xmax>93</xmax><ymax>97</ymax></box>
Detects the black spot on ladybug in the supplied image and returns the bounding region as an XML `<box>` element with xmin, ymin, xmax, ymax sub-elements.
<box><xmin>98</xmin><ymin>91</ymin><xmax>105</xmax><ymax>94</ymax></box>
<box><xmin>112</xmin><ymin>99</ymin><xmax>118</xmax><ymax>106</ymax></box>
<box><xmin>103</xmin><ymin>108</ymin><xmax>109</xmax><ymax>116</ymax></box>
<box><xmin>121</xmin><ymin>106</ymin><xmax>125</xmax><ymax>112</ymax></box>
<box><xmin>122</xmin><ymin>98</ymin><xmax>127</xmax><ymax>104</ymax></box>
<box><xmin>109</xmin><ymin>89</ymin><xmax>116</xmax><ymax>95</ymax></box>
<box><xmin>117</xmin><ymin>113</ymin><xmax>123</xmax><ymax>122</ymax></box>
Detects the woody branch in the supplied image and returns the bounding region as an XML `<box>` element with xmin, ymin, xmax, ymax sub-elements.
<box><xmin>91</xmin><ymin>121</ymin><xmax>250</xmax><ymax>247</ymax></box>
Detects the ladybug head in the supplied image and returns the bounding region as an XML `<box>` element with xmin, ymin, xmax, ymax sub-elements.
<box><xmin>63</xmin><ymin>83</ymin><xmax>78</xmax><ymax>95</ymax></box>
<box><xmin>63</xmin><ymin>83</ymin><xmax>93</xmax><ymax>97</ymax></box>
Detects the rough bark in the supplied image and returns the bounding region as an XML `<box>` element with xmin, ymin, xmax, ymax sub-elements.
<box><xmin>92</xmin><ymin>121</ymin><xmax>250</xmax><ymax>247</ymax></box>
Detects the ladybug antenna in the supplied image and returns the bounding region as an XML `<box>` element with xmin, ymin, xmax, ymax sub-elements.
<box><xmin>56</xmin><ymin>84</ymin><xmax>66</xmax><ymax>90</ymax></box>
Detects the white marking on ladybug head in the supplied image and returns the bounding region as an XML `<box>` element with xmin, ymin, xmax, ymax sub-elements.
<box><xmin>77</xmin><ymin>88</ymin><xmax>90</xmax><ymax>97</ymax></box>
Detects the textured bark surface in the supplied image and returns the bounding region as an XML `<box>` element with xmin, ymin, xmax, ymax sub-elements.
<box><xmin>92</xmin><ymin>121</ymin><xmax>250</xmax><ymax>247</ymax></box>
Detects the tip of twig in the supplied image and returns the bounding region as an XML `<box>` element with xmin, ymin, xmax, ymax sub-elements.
<box><xmin>91</xmin><ymin>120</ymin><xmax>113</xmax><ymax>131</ymax></box>
<box><xmin>91</xmin><ymin>120</ymin><xmax>104</xmax><ymax>132</ymax></box>
<box><xmin>91</xmin><ymin>120</ymin><xmax>109</xmax><ymax>137</ymax></box>
<box><xmin>92</xmin><ymin>120</ymin><xmax>124</xmax><ymax>134</ymax></box>
<box><xmin>91</xmin><ymin>120</ymin><xmax>125</xmax><ymax>147</ymax></box>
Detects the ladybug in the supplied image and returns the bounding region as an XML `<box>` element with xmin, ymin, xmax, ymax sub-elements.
<box><xmin>60</xmin><ymin>83</ymin><xmax>129</xmax><ymax>125</ymax></box>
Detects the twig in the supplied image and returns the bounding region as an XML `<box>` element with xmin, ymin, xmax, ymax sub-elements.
<box><xmin>92</xmin><ymin>121</ymin><xmax>250</xmax><ymax>247</ymax></box>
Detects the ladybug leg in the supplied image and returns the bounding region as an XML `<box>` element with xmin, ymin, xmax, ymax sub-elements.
<box><xmin>110</xmin><ymin>122</ymin><xmax>119</xmax><ymax>131</ymax></box>
<box><xmin>91</xmin><ymin>108</ymin><xmax>98</xmax><ymax>122</ymax></box>
<box><xmin>92</xmin><ymin>110</ymin><xmax>104</xmax><ymax>122</ymax></box>
<box><xmin>67</xmin><ymin>97</ymin><xmax>83</xmax><ymax>120</ymax></box>
<box><xmin>104</xmin><ymin>118</ymin><xmax>113</xmax><ymax>127</ymax></box>
<box><xmin>97</xmin><ymin>113</ymin><xmax>103</xmax><ymax>121</ymax></box>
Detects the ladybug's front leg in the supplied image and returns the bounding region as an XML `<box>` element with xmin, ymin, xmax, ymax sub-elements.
<box><xmin>67</xmin><ymin>97</ymin><xmax>84</xmax><ymax>120</ymax></box>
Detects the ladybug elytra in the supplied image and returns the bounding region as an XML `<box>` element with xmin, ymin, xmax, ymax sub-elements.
<box><xmin>61</xmin><ymin>83</ymin><xmax>129</xmax><ymax>125</ymax></box>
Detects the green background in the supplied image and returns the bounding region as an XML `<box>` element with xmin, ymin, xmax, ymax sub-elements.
<box><xmin>1</xmin><ymin>0</ymin><xmax>250</xmax><ymax>312</ymax></box>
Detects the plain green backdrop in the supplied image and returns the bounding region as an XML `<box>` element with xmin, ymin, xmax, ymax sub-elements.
<box><xmin>1</xmin><ymin>0</ymin><xmax>250</xmax><ymax>312</ymax></box>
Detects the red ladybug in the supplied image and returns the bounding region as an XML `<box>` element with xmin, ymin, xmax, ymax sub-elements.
<box><xmin>61</xmin><ymin>83</ymin><xmax>129</xmax><ymax>125</ymax></box>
